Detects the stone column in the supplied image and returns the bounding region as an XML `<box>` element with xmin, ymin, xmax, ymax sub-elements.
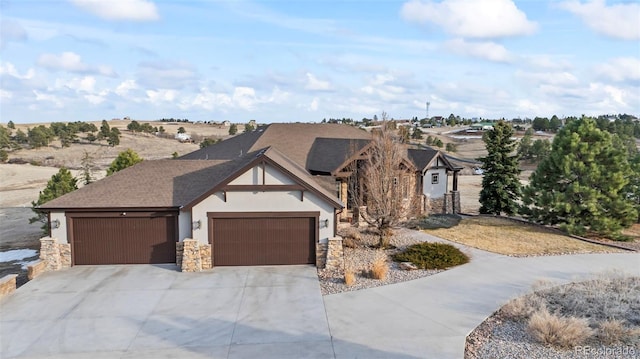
<box><xmin>340</xmin><ymin>181</ymin><xmax>349</xmax><ymax>220</ymax></box>
<box><xmin>181</xmin><ymin>239</ymin><xmax>202</xmax><ymax>272</ymax></box>
<box><xmin>40</xmin><ymin>237</ymin><xmax>61</xmax><ymax>271</ymax></box>
<box><xmin>451</xmin><ymin>191</ymin><xmax>461</xmax><ymax>214</ymax></box>
<box><xmin>176</xmin><ymin>242</ymin><xmax>184</xmax><ymax>268</ymax></box>
<box><xmin>200</xmin><ymin>244</ymin><xmax>212</xmax><ymax>270</ymax></box>
<box><xmin>59</xmin><ymin>243</ymin><xmax>71</xmax><ymax>268</ymax></box>
<box><xmin>325</xmin><ymin>237</ymin><xmax>344</xmax><ymax>271</ymax></box>
<box><xmin>316</xmin><ymin>242</ymin><xmax>328</xmax><ymax>269</ymax></box>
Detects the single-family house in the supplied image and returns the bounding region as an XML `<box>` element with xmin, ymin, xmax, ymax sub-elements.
<box><xmin>39</xmin><ymin>123</ymin><xmax>460</xmax><ymax>270</ymax></box>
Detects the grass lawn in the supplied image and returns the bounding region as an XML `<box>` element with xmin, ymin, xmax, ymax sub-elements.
<box><xmin>423</xmin><ymin>216</ymin><xmax>623</xmax><ymax>256</ymax></box>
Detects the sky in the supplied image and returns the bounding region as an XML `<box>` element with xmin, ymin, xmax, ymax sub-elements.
<box><xmin>1</xmin><ymin>0</ymin><xmax>639</xmax><ymax>124</ymax></box>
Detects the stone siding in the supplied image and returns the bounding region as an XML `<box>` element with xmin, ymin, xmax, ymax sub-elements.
<box><xmin>176</xmin><ymin>242</ymin><xmax>184</xmax><ymax>268</ymax></box>
<box><xmin>0</xmin><ymin>274</ymin><xmax>17</xmax><ymax>298</ymax></box>
<box><xmin>316</xmin><ymin>242</ymin><xmax>328</xmax><ymax>268</ymax></box>
<box><xmin>325</xmin><ymin>237</ymin><xmax>344</xmax><ymax>271</ymax></box>
<box><xmin>200</xmin><ymin>244</ymin><xmax>212</xmax><ymax>270</ymax></box>
<box><xmin>27</xmin><ymin>260</ymin><xmax>47</xmax><ymax>280</ymax></box>
<box><xmin>181</xmin><ymin>239</ymin><xmax>202</xmax><ymax>272</ymax></box>
<box><xmin>451</xmin><ymin>191</ymin><xmax>461</xmax><ymax>214</ymax></box>
<box><xmin>40</xmin><ymin>237</ymin><xmax>61</xmax><ymax>271</ymax></box>
<box><xmin>59</xmin><ymin>243</ymin><xmax>71</xmax><ymax>268</ymax></box>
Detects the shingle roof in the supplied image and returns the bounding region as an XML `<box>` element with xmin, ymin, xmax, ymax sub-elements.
<box><xmin>407</xmin><ymin>148</ymin><xmax>455</xmax><ymax>171</ymax></box>
<box><xmin>39</xmin><ymin>156</ymin><xmax>256</xmax><ymax>209</ymax></box>
<box><xmin>306</xmin><ymin>138</ymin><xmax>371</xmax><ymax>174</ymax></box>
<box><xmin>180</xmin><ymin>123</ymin><xmax>372</xmax><ymax>171</ymax></box>
<box><xmin>41</xmin><ymin>147</ymin><xmax>344</xmax><ymax>210</ymax></box>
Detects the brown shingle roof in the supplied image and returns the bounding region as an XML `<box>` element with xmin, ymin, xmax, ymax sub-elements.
<box><xmin>180</xmin><ymin>123</ymin><xmax>372</xmax><ymax>171</ymax></box>
<box><xmin>41</xmin><ymin>147</ymin><xmax>344</xmax><ymax>210</ymax></box>
<box><xmin>40</xmin><ymin>155</ymin><xmax>258</xmax><ymax>209</ymax></box>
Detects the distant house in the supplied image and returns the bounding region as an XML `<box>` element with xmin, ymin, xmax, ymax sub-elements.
<box><xmin>174</xmin><ymin>133</ymin><xmax>192</xmax><ymax>142</ymax></box>
<box><xmin>469</xmin><ymin>122</ymin><xmax>494</xmax><ymax>131</ymax></box>
<box><xmin>222</xmin><ymin>120</ymin><xmax>231</xmax><ymax>127</ymax></box>
<box><xmin>40</xmin><ymin>124</ymin><xmax>461</xmax><ymax>270</ymax></box>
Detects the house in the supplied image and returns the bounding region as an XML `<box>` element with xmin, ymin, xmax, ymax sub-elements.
<box><xmin>174</xmin><ymin>133</ymin><xmax>192</xmax><ymax>142</ymax></box>
<box><xmin>39</xmin><ymin>123</ymin><xmax>460</xmax><ymax>270</ymax></box>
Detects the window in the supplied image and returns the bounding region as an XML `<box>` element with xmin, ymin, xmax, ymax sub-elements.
<box><xmin>431</xmin><ymin>173</ymin><xmax>439</xmax><ymax>184</ymax></box>
<box><xmin>402</xmin><ymin>176</ymin><xmax>410</xmax><ymax>199</ymax></box>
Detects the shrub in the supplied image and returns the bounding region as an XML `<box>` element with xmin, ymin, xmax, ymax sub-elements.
<box><xmin>392</xmin><ymin>242</ymin><xmax>469</xmax><ymax>269</ymax></box>
<box><xmin>527</xmin><ymin>308</ymin><xmax>592</xmax><ymax>348</ymax></box>
<box><xmin>501</xmin><ymin>294</ymin><xmax>546</xmax><ymax>321</ymax></box>
<box><xmin>369</xmin><ymin>252</ymin><xmax>388</xmax><ymax>280</ymax></box>
<box><xmin>597</xmin><ymin>319</ymin><xmax>640</xmax><ymax>345</ymax></box>
<box><xmin>342</xmin><ymin>237</ymin><xmax>357</xmax><ymax>249</ymax></box>
<box><xmin>344</xmin><ymin>269</ymin><xmax>356</xmax><ymax>286</ymax></box>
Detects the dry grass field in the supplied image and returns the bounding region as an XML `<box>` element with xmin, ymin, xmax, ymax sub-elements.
<box><xmin>424</xmin><ymin>217</ymin><xmax>623</xmax><ymax>256</ymax></box>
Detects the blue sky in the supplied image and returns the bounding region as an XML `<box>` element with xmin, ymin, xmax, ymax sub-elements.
<box><xmin>1</xmin><ymin>0</ymin><xmax>638</xmax><ymax>124</ymax></box>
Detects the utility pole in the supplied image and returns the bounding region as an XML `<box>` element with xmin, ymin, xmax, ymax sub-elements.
<box><xmin>426</xmin><ymin>101</ymin><xmax>430</xmax><ymax>120</ymax></box>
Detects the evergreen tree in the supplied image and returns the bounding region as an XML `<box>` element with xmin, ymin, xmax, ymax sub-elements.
<box><xmin>228</xmin><ymin>123</ymin><xmax>238</xmax><ymax>135</ymax></box>
<box><xmin>30</xmin><ymin>168</ymin><xmax>78</xmax><ymax>234</ymax></box>
<box><xmin>107</xmin><ymin>128</ymin><xmax>120</xmax><ymax>147</ymax></box>
<box><xmin>79</xmin><ymin>150</ymin><xmax>98</xmax><ymax>185</ymax></box>
<box><xmin>7</xmin><ymin>120</ymin><xmax>15</xmax><ymax>129</ymax></box>
<box><xmin>98</xmin><ymin>120</ymin><xmax>111</xmax><ymax>140</ymax></box>
<box><xmin>107</xmin><ymin>149</ymin><xmax>143</xmax><ymax>175</ymax></box>
<box><xmin>521</xmin><ymin>118</ymin><xmax>637</xmax><ymax>237</ymax></box>
<box><xmin>478</xmin><ymin>120</ymin><xmax>521</xmax><ymax>215</ymax></box>
<box><xmin>517</xmin><ymin>128</ymin><xmax>534</xmax><ymax>159</ymax></box>
<box><xmin>244</xmin><ymin>123</ymin><xmax>255</xmax><ymax>133</ymax></box>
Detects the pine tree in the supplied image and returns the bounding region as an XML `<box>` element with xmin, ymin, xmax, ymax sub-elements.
<box><xmin>30</xmin><ymin>168</ymin><xmax>78</xmax><ymax>234</ymax></box>
<box><xmin>521</xmin><ymin>118</ymin><xmax>637</xmax><ymax>237</ymax></box>
<box><xmin>478</xmin><ymin>120</ymin><xmax>521</xmax><ymax>215</ymax></box>
<box><xmin>228</xmin><ymin>123</ymin><xmax>238</xmax><ymax>135</ymax></box>
<box><xmin>107</xmin><ymin>149</ymin><xmax>143</xmax><ymax>176</ymax></box>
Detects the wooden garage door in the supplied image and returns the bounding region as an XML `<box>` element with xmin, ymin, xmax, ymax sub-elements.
<box><xmin>71</xmin><ymin>213</ymin><xmax>177</xmax><ymax>265</ymax></box>
<box><xmin>210</xmin><ymin>215</ymin><xmax>316</xmax><ymax>266</ymax></box>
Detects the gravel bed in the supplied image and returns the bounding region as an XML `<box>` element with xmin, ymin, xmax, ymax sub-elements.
<box><xmin>318</xmin><ymin>227</ymin><xmax>444</xmax><ymax>296</ymax></box>
<box><xmin>467</xmin><ymin>319</ymin><xmax>639</xmax><ymax>359</ymax></box>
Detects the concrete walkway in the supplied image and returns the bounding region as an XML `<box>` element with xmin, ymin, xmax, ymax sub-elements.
<box><xmin>324</xmin><ymin>230</ymin><xmax>640</xmax><ymax>358</ymax></box>
<box><xmin>1</xmin><ymin>232</ymin><xmax>638</xmax><ymax>358</ymax></box>
<box><xmin>1</xmin><ymin>265</ymin><xmax>332</xmax><ymax>359</ymax></box>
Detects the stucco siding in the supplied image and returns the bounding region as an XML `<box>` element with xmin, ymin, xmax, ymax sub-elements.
<box><xmin>423</xmin><ymin>168</ymin><xmax>448</xmax><ymax>198</ymax></box>
<box><xmin>178</xmin><ymin>211</ymin><xmax>192</xmax><ymax>242</ymax></box>
<box><xmin>229</xmin><ymin>164</ymin><xmax>294</xmax><ymax>185</ymax></box>
<box><xmin>50</xmin><ymin>211</ymin><xmax>67</xmax><ymax>243</ymax></box>
<box><xmin>191</xmin><ymin>190</ymin><xmax>335</xmax><ymax>245</ymax></box>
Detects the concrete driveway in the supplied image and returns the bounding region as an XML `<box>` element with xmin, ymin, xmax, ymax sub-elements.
<box><xmin>0</xmin><ymin>265</ymin><xmax>333</xmax><ymax>359</ymax></box>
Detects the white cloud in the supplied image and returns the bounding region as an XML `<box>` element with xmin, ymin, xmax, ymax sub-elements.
<box><xmin>0</xmin><ymin>62</ymin><xmax>35</xmax><ymax>79</ymax></box>
<box><xmin>308</xmin><ymin>97</ymin><xmax>319</xmax><ymax>111</ymax></box>
<box><xmin>305</xmin><ymin>73</ymin><xmax>332</xmax><ymax>91</ymax></box>
<box><xmin>115</xmin><ymin>79</ymin><xmax>138</xmax><ymax>96</ymax></box>
<box><xmin>37</xmin><ymin>52</ymin><xmax>116</xmax><ymax>76</ymax></box>
<box><xmin>400</xmin><ymin>0</ymin><xmax>537</xmax><ymax>38</ymax></box>
<box><xmin>69</xmin><ymin>0</ymin><xmax>159</xmax><ymax>21</ymax></box>
<box><xmin>559</xmin><ymin>0</ymin><xmax>640</xmax><ymax>40</ymax></box>
<box><xmin>33</xmin><ymin>90</ymin><xmax>64</xmax><ymax>108</ymax></box>
<box><xmin>55</xmin><ymin>76</ymin><xmax>97</xmax><ymax>92</ymax></box>
<box><xmin>444</xmin><ymin>38</ymin><xmax>514</xmax><ymax>62</ymax></box>
<box><xmin>232</xmin><ymin>87</ymin><xmax>258</xmax><ymax>110</ymax></box>
<box><xmin>146</xmin><ymin>89</ymin><xmax>178</xmax><ymax>104</ymax></box>
<box><xmin>594</xmin><ymin>57</ymin><xmax>640</xmax><ymax>84</ymax></box>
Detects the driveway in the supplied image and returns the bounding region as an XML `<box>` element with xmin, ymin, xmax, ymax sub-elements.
<box><xmin>0</xmin><ymin>265</ymin><xmax>333</xmax><ymax>359</ymax></box>
<box><xmin>1</xmin><ymin>237</ymin><xmax>639</xmax><ymax>359</ymax></box>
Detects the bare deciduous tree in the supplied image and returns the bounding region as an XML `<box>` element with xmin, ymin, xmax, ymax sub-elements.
<box><xmin>349</xmin><ymin>119</ymin><xmax>418</xmax><ymax>248</ymax></box>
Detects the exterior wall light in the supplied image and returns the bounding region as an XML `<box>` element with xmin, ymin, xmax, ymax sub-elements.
<box><xmin>51</xmin><ymin>219</ymin><xmax>61</xmax><ymax>229</ymax></box>
<box><xmin>192</xmin><ymin>220</ymin><xmax>201</xmax><ymax>230</ymax></box>
<box><xmin>322</xmin><ymin>219</ymin><xmax>329</xmax><ymax>228</ymax></box>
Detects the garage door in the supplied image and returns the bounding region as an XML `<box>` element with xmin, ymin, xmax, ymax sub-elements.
<box><xmin>210</xmin><ymin>214</ymin><xmax>316</xmax><ymax>266</ymax></box>
<box><xmin>70</xmin><ymin>213</ymin><xmax>177</xmax><ymax>265</ymax></box>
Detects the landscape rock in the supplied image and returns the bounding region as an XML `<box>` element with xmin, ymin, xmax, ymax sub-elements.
<box><xmin>400</xmin><ymin>261</ymin><xmax>418</xmax><ymax>270</ymax></box>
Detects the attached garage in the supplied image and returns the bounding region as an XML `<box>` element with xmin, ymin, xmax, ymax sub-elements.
<box><xmin>208</xmin><ymin>212</ymin><xmax>318</xmax><ymax>266</ymax></box>
<box><xmin>67</xmin><ymin>211</ymin><xmax>178</xmax><ymax>265</ymax></box>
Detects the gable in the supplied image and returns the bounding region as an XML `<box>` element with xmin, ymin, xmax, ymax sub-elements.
<box><xmin>306</xmin><ymin>138</ymin><xmax>371</xmax><ymax>175</ymax></box>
